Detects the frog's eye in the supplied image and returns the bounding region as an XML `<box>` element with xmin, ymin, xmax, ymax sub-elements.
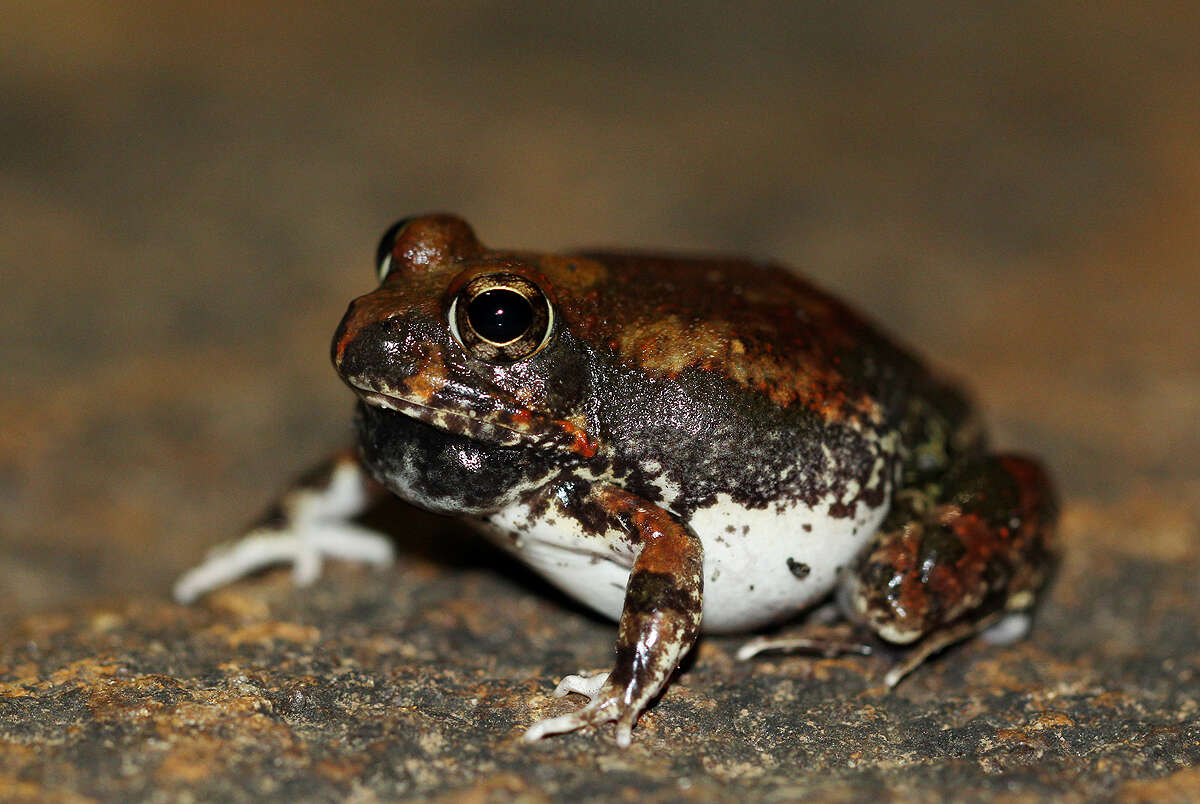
<box><xmin>375</xmin><ymin>217</ymin><xmax>416</xmax><ymax>282</ymax></box>
<box><xmin>449</xmin><ymin>274</ymin><xmax>554</xmax><ymax>362</ymax></box>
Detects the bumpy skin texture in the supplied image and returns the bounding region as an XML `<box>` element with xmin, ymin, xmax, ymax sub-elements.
<box><xmin>331</xmin><ymin>214</ymin><xmax>1057</xmax><ymax>745</ymax></box>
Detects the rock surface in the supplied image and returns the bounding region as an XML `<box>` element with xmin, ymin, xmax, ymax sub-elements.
<box><xmin>3</xmin><ymin>2</ymin><xmax>1199</xmax><ymax>801</ymax></box>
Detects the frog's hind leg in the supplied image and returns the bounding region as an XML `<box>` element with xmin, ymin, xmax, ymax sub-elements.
<box><xmin>838</xmin><ymin>454</ymin><xmax>1058</xmax><ymax>684</ymax></box>
<box><xmin>173</xmin><ymin>450</ymin><xmax>394</xmax><ymax>603</ymax></box>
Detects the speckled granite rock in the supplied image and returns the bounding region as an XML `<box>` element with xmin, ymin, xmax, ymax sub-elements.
<box><xmin>2</xmin><ymin>491</ymin><xmax>1198</xmax><ymax>801</ymax></box>
<box><xmin>3</xmin><ymin>2</ymin><xmax>1199</xmax><ymax>801</ymax></box>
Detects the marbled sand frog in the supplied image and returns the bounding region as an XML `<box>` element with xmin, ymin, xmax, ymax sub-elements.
<box><xmin>176</xmin><ymin>214</ymin><xmax>1057</xmax><ymax>746</ymax></box>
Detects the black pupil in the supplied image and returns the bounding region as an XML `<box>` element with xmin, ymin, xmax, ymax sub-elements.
<box><xmin>467</xmin><ymin>289</ymin><xmax>534</xmax><ymax>344</ymax></box>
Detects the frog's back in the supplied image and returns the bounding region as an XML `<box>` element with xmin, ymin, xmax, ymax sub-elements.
<box><xmin>561</xmin><ymin>251</ymin><xmax>956</xmax><ymax>438</ymax></box>
<box><xmin>523</xmin><ymin>252</ymin><xmax>974</xmax><ymax>632</ymax></box>
<box><xmin>507</xmin><ymin>250</ymin><xmax>965</xmax><ymax>517</ymax></box>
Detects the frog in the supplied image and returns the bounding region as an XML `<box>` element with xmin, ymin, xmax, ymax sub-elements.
<box><xmin>174</xmin><ymin>214</ymin><xmax>1058</xmax><ymax>746</ymax></box>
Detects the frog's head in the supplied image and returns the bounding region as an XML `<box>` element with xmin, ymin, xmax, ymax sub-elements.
<box><xmin>332</xmin><ymin>214</ymin><xmax>600</xmax><ymax>458</ymax></box>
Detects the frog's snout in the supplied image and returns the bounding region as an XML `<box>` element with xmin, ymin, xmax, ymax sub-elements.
<box><xmin>333</xmin><ymin>309</ymin><xmax>439</xmax><ymax>393</ymax></box>
<box><xmin>331</xmin><ymin>301</ymin><xmax>358</xmax><ymax>370</ymax></box>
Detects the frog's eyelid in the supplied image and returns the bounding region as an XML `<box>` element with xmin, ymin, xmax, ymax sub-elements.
<box><xmin>377</xmin><ymin>254</ymin><xmax>393</xmax><ymax>283</ymax></box>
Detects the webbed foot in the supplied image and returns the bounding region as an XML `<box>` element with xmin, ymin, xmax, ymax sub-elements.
<box><xmin>174</xmin><ymin>451</ymin><xmax>392</xmax><ymax>603</ymax></box>
<box><xmin>524</xmin><ymin>671</ymin><xmax>650</xmax><ymax>747</ymax></box>
<box><xmin>173</xmin><ymin>522</ymin><xmax>393</xmax><ymax>603</ymax></box>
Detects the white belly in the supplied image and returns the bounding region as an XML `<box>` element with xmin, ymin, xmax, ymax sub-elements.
<box><xmin>475</xmin><ymin>491</ymin><xmax>887</xmax><ymax>634</ymax></box>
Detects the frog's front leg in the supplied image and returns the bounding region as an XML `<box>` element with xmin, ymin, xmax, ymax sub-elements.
<box><xmin>840</xmin><ymin>453</ymin><xmax>1058</xmax><ymax>686</ymax></box>
<box><xmin>523</xmin><ymin>487</ymin><xmax>704</xmax><ymax>747</ymax></box>
<box><xmin>173</xmin><ymin>449</ymin><xmax>394</xmax><ymax>603</ymax></box>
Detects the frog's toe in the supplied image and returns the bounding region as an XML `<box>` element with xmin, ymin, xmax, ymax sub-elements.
<box><xmin>522</xmin><ymin>694</ymin><xmax>622</xmax><ymax>744</ymax></box>
<box><xmin>173</xmin><ymin>523</ymin><xmax>393</xmax><ymax>604</ymax></box>
<box><xmin>981</xmin><ymin>611</ymin><xmax>1032</xmax><ymax>645</ymax></box>
<box><xmin>174</xmin><ymin>450</ymin><xmax>393</xmax><ymax>604</ymax></box>
<box><xmin>298</xmin><ymin>522</ymin><xmax>395</xmax><ymax>567</ymax></box>
<box><xmin>552</xmin><ymin>671</ymin><xmax>610</xmax><ymax>699</ymax></box>
<box><xmin>523</xmin><ymin>674</ymin><xmax>644</xmax><ymax>745</ymax></box>
<box><xmin>174</xmin><ymin>530</ymin><xmax>302</xmax><ymax>604</ymax></box>
<box><xmin>736</xmin><ymin>634</ymin><xmax>873</xmax><ymax>661</ymax></box>
<box><xmin>614</xmin><ymin>709</ymin><xmax>640</xmax><ymax>748</ymax></box>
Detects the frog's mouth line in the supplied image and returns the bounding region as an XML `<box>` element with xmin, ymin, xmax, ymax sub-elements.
<box><xmin>354</xmin><ymin>387</ymin><xmax>547</xmax><ymax>449</ymax></box>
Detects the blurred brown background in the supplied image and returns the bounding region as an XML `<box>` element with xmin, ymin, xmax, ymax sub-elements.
<box><xmin>2</xmin><ymin>2</ymin><xmax>1199</xmax><ymax>800</ymax></box>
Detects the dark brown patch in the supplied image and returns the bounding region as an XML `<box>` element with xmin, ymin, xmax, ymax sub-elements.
<box><xmin>786</xmin><ymin>558</ymin><xmax>811</xmax><ymax>579</ymax></box>
<box><xmin>625</xmin><ymin>571</ymin><xmax>697</xmax><ymax>618</ymax></box>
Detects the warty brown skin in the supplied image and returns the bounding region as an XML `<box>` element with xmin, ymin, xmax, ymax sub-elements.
<box><xmin>324</xmin><ymin>214</ymin><xmax>1058</xmax><ymax>744</ymax></box>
